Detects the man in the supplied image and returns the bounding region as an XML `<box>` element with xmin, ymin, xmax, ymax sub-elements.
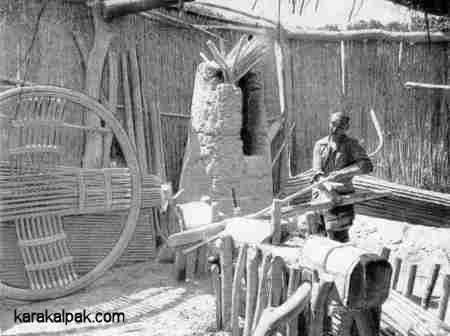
<box><xmin>305</xmin><ymin>112</ymin><xmax>373</xmax><ymax>242</ymax></box>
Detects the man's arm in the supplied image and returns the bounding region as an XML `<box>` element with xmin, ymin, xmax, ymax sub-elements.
<box><xmin>350</xmin><ymin>139</ymin><xmax>373</xmax><ymax>174</ymax></box>
<box><xmin>311</xmin><ymin>141</ymin><xmax>324</xmax><ymax>183</ymax></box>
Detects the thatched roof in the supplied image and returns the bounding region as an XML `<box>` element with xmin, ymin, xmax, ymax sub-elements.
<box><xmin>385</xmin><ymin>0</ymin><xmax>448</xmax><ymax>17</ymax></box>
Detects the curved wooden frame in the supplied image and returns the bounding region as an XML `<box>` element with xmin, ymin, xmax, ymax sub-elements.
<box><xmin>0</xmin><ymin>85</ymin><xmax>141</xmax><ymax>301</ymax></box>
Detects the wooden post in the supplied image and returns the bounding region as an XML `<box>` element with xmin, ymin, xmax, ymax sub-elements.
<box><xmin>219</xmin><ymin>235</ymin><xmax>234</xmax><ymax>331</ymax></box>
<box><xmin>270</xmin><ymin>255</ymin><xmax>285</xmax><ymax>307</ymax></box>
<box><xmin>243</xmin><ymin>247</ymin><xmax>260</xmax><ymax>336</ymax></box>
<box><xmin>211</xmin><ymin>263</ymin><xmax>222</xmax><ymax>330</ymax></box>
<box><xmin>353</xmin><ymin>309</ymin><xmax>378</xmax><ymax>336</ymax></box>
<box><xmin>391</xmin><ymin>257</ymin><xmax>402</xmax><ymax>290</ymax></box>
<box><xmin>271</xmin><ymin>199</ymin><xmax>282</xmax><ymax>245</ymax></box>
<box><xmin>252</xmin><ymin>252</ymin><xmax>272</xmax><ymax>332</ymax></box>
<box><xmin>403</xmin><ymin>264</ymin><xmax>417</xmax><ymax>298</ymax></box>
<box><xmin>231</xmin><ymin>244</ymin><xmax>248</xmax><ymax>336</ymax></box>
<box><xmin>421</xmin><ymin>264</ymin><xmax>440</xmax><ymax>309</ymax></box>
<box><xmin>380</xmin><ymin>247</ymin><xmax>391</xmax><ymax>260</ymax></box>
<box><xmin>173</xmin><ymin>251</ymin><xmax>186</xmax><ymax>281</ymax></box>
<box><xmin>286</xmin><ymin>268</ymin><xmax>301</xmax><ymax>336</ymax></box>
<box><xmin>438</xmin><ymin>274</ymin><xmax>450</xmax><ymax>321</ymax></box>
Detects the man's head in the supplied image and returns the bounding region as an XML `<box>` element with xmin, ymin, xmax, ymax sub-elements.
<box><xmin>329</xmin><ymin>112</ymin><xmax>350</xmax><ymax>136</ymax></box>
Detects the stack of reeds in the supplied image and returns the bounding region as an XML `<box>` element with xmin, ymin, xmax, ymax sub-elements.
<box><xmin>0</xmin><ymin>164</ymin><xmax>162</xmax><ymax>222</ymax></box>
<box><xmin>283</xmin><ymin>170</ymin><xmax>450</xmax><ymax>227</ymax></box>
<box><xmin>201</xmin><ymin>35</ymin><xmax>269</xmax><ymax>84</ymax></box>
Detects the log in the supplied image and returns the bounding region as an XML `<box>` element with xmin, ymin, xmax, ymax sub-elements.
<box><xmin>243</xmin><ymin>247</ymin><xmax>260</xmax><ymax>336</ymax></box>
<box><xmin>438</xmin><ymin>274</ymin><xmax>450</xmax><ymax>321</ymax></box>
<box><xmin>254</xmin><ymin>283</ymin><xmax>311</xmax><ymax>336</ymax></box>
<box><xmin>421</xmin><ymin>264</ymin><xmax>440</xmax><ymax>309</ymax></box>
<box><xmin>252</xmin><ymin>252</ymin><xmax>273</xmax><ymax>332</ymax></box>
<box><xmin>219</xmin><ymin>235</ymin><xmax>234</xmax><ymax>331</ymax></box>
<box><xmin>231</xmin><ymin>244</ymin><xmax>248</xmax><ymax>336</ymax></box>
<box><xmin>100</xmin><ymin>0</ymin><xmax>194</xmax><ymax>20</ymax></box>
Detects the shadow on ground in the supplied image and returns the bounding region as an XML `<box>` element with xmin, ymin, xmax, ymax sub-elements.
<box><xmin>0</xmin><ymin>261</ymin><xmax>218</xmax><ymax>336</ymax></box>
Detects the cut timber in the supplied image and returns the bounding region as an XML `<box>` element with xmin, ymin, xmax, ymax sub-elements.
<box><xmin>253</xmin><ymin>283</ymin><xmax>312</xmax><ymax>336</ymax></box>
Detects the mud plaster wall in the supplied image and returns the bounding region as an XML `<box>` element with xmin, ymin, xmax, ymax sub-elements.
<box><xmin>179</xmin><ymin>62</ymin><xmax>273</xmax><ymax>215</ymax></box>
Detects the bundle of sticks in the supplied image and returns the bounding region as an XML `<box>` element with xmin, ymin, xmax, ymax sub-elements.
<box><xmin>283</xmin><ymin>170</ymin><xmax>450</xmax><ymax>227</ymax></box>
<box><xmin>200</xmin><ymin>35</ymin><xmax>270</xmax><ymax>84</ymax></box>
<box><xmin>0</xmin><ymin>164</ymin><xmax>162</xmax><ymax>221</ymax></box>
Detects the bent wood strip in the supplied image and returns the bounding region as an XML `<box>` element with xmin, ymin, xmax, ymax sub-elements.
<box><xmin>253</xmin><ymin>282</ymin><xmax>312</xmax><ymax>336</ymax></box>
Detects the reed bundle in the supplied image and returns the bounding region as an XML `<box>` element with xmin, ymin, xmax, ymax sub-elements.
<box><xmin>0</xmin><ymin>165</ymin><xmax>162</xmax><ymax>221</ymax></box>
<box><xmin>283</xmin><ymin>170</ymin><xmax>450</xmax><ymax>227</ymax></box>
<box><xmin>201</xmin><ymin>35</ymin><xmax>269</xmax><ymax>84</ymax></box>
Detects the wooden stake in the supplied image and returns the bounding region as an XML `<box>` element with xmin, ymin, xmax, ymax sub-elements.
<box><xmin>173</xmin><ymin>251</ymin><xmax>186</xmax><ymax>281</ymax></box>
<box><xmin>219</xmin><ymin>235</ymin><xmax>234</xmax><ymax>331</ymax></box>
<box><xmin>380</xmin><ymin>247</ymin><xmax>391</xmax><ymax>260</ymax></box>
<box><xmin>211</xmin><ymin>263</ymin><xmax>222</xmax><ymax>330</ymax></box>
<box><xmin>270</xmin><ymin>256</ymin><xmax>285</xmax><ymax>307</ymax></box>
<box><xmin>252</xmin><ymin>252</ymin><xmax>272</xmax><ymax>332</ymax></box>
<box><xmin>421</xmin><ymin>264</ymin><xmax>440</xmax><ymax>309</ymax></box>
<box><xmin>243</xmin><ymin>247</ymin><xmax>260</xmax><ymax>336</ymax></box>
<box><xmin>271</xmin><ymin>199</ymin><xmax>282</xmax><ymax>245</ymax></box>
<box><xmin>438</xmin><ymin>274</ymin><xmax>450</xmax><ymax>321</ymax></box>
<box><xmin>231</xmin><ymin>244</ymin><xmax>248</xmax><ymax>336</ymax></box>
<box><xmin>286</xmin><ymin>268</ymin><xmax>301</xmax><ymax>336</ymax></box>
<box><xmin>403</xmin><ymin>264</ymin><xmax>417</xmax><ymax>298</ymax></box>
<box><xmin>391</xmin><ymin>257</ymin><xmax>402</xmax><ymax>290</ymax></box>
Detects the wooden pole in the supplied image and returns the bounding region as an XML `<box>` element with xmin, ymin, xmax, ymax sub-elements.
<box><xmin>271</xmin><ymin>199</ymin><xmax>282</xmax><ymax>245</ymax></box>
<box><xmin>252</xmin><ymin>252</ymin><xmax>272</xmax><ymax>332</ymax></box>
<box><xmin>286</xmin><ymin>268</ymin><xmax>301</xmax><ymax>336</ymax></box>
<box><xmin>391</xmin><ymin>257</ymin><xmax>402</xmax><ymax>290</ymax></box>
<box><xmin>270</xmin><ymin>255</ymin><xmax>285</xmax><ymax>307</ymax></box>
<box><xmin>231</xmin><ymin>244</ymin><xmax>248</xmax><ymax>336</ymax></box>
<box><xmin>243</xmin><ymin>247</ymin><xmax>260</xmax><ymax>336</ymax></box>
<box><xmin>438</xmin><ymin>274</ymin><xmax>450</xmax><ymax>321</ymax></box>
<box><xmin>211</xmin><ymin>263</ymin><xmax>222</xmax><ymax>330</ymax></box>
<box><xmin>421</xmin><ymin>264</ymin><xmax>441</xmax><ymax>309</ymax></box>
<box><xmin>403</xmin><ymin>264</ymin><xmax>418</xmax><ymax>298</ymax></box>
<box><xmin>253</xmin><ymin>283</ymin><xmax>312</xmax><ymax>336</ymax></box>
<box><xmin>219</xmin><ymin>235</ymin><xmax>234</xmax><ymax>331</ymax></box>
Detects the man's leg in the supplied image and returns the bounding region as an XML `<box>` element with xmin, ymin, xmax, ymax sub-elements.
<box><xmin>304</xmin><ymin>211</ymin><xmax>325</xmax><ymax>236</ymax></box>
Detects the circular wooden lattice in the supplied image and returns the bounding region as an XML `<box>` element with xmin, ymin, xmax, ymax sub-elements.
<box><xmin>0</xmin><ymin>85</ymin><xmax>143</xmax><ymax>300</ymax></box>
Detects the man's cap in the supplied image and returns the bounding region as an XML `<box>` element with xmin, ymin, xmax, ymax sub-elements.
<box><xmin>330</xmin><ymin>112</ymin><xmax>350</xmax><ymax>125</ymax></box>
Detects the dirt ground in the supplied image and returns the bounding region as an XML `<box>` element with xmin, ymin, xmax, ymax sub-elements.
<box><xmin>0</xmin><ymin>214</ymin><xmax>449</xmax><ymax>336</ymax></box>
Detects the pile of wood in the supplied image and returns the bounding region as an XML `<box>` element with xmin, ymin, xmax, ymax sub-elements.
<box><xmin>283</xmin><ymin>170</ymin><xmax>450</xmax><ymax>227</ymax></box>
